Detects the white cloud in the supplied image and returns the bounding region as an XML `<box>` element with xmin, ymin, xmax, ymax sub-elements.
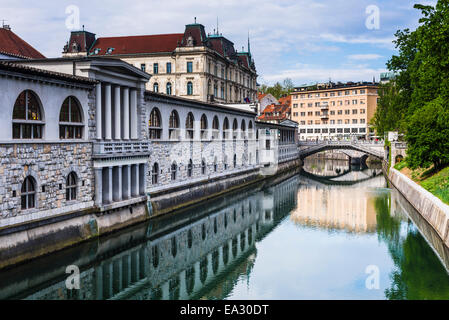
<box><xmin>347</xmin><ymin>54</ymin><xmax>383</xmax><ymax>60</ymax></box>
<box><xmin>320</xmin><ymin>33</ymin><xmax>394</xmax><ymax>46</ymax></box>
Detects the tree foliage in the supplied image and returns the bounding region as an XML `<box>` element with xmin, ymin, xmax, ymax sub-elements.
<box><xmin>259</xmin><ymin>78</ymin><xmax>295</xmax><ymax>99</ymax></box>
<box><xmin>375</xmin><ymin>1</ymin><xmax>449</xmax><ymax>169</ymax></box>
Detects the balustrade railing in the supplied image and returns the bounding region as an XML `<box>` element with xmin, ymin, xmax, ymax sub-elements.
<box><xmin>94</xmin><ymin>141</ymin><xmax>150</xmax><ymax>155</ymax></box>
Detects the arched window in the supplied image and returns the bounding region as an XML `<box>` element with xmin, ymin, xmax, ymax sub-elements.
<box><xmin>200</xmin><ymin>114</ymin><xmax>208</xmax><ymax>140</ymax></box>
<box><xmin>149</xmin><ymin>108</ymin><xmax>162</xmax><ymax>139</ymax></box>
<box><xmin>241</xmin><ymin>119</ymin><xmax>246</xmax><ymax>139</ymax></box>
<box><xmin>166</xmin><ymin>82</ymin><xmax>172</xmax><ymax>95</ymax></box>
<box><xmin>66</xmin><ymin>172</ymin><xmax>77</xmax><ymax>201</ymax></box>
<box><xmin>201</xmin><ymin>159</ymin><xmax>206</xmax><ymax>175</ymax></box>
<box><xmin>12</xmin><ymin>90</ymin><xmax>44</xmax><ymax>139</ymax></box>
<box><xmin>187</xmin><ymin>81</ymin><xmax>193</xmax><ymax>95</ymax></box>
<box><xmin>232</xmin><ymin>119</ymin><xmax>238</xmax><ymax>140</ymax></box>
<box><xmin>186</xmin><ymin>112</ymin><xmax>194</xmax><ymax>139</ymax></box>
<box><xmin>21</xmin><ymin>176</ymin><xmax>36</xmax><ymax>210</ymax></box>
<box><xmin>223</xmin><ymin>117</ymin><xmax>229</xmax><ymax>139</ymax></box>
<box><xmin>153</xmin><ymin>82</ymin><xmax>159</xmax><ymax>93</ymax></box>
<box><xmin>187</xmin><ymin>159</ymin><xmax>193</xmax><ymax>177</ymax></box>
<box><xmin>248</xmin><ymin>120</ymin><xmax>253</xmax><ymax>139</ymax></box>
<box><xmin>233</xmin><ymin>154</ymin><xmax>237</xmax><ymax>168</ymax></box>
<box><xmin>208</xmin><ymin>80</ymin><xmax>212</xmax><ymax>96</ymax></box>
<box><xmin>169</xmin><ymin>110</ymin><xmax>180</xmax><ymax>140</ymax></box>
<box><xmin>212</xmin><ymin>116</ymin><xmax>219</xmax><ymax>139</ymax></box>
<box><xmin>224</xmin><ymin>155</ymin><xmax>228</xmax><ymax>170</ymax></box>
<box><xmin>171</xmin><ymin>162</ymin><xmax>177</xmax><ymax>181</ymax></box>
<box><xmin>59</xmin><ymin>96</ymin><xmax>83</xmax><ymax>139</ymax></box>
<box><xmin>214</xmin><ymin>156</ymin><xmax>217</xmax><ymax>172</ymax></box>
<box><xmin>152</xmin><ymin>162</ymin><xmax>159</xmax><ymax>184</ymax></box>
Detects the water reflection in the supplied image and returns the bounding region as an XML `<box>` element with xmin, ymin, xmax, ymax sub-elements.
<box><xmin>0</xmin><ymin>162</ymin><xmax>448</xmax><ymax>300</ymax></box>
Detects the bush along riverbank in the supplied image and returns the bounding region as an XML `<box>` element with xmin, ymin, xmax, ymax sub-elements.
<box><xmin>394</xmin><ymin>161</ymin><xmax>449</xmax><ymax>205</ymax></box>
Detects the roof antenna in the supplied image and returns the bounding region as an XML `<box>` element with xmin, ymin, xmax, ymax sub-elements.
<box><xmin>216</xmin><ymin>16</ymin><xmax>219</xmax><ymax>35</ymax></box>
<box><xmin>82</xmin><ymin>25</ymin><xmax>85</xmax><ymax>31</ymax></box>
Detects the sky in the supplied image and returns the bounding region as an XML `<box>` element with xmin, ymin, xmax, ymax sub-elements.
<box><xmin>0</xmin><ymin>0</ymin><xmax>437</xmax><ymax>86</ymax></box>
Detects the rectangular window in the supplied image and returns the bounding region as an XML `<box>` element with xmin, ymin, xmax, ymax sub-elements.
<box><xmin>307</xmin><ymin>129</ymin><xmax>313</xmax><ymax>133</ymax></box>
<box><xmin>300</xmin><ymin>129</ymin><xmax>306</xmax><ymax>133</ymax></box>
<box><xmin>330</xmin><ymin>111</ymin><xmax>335</xmax><ymax>115</ymax></box>
<box><xmin>315</xmin><ymin>102</ymin><xmax>320</xmax><ymax>107</ymax></box>
<box><xmin>352</xmin><ymin>119</ymin><xmax>358</xmax><ymax>124</ymax></box>
<box><xmin>345</xmin><ymin>110</ymin><xmax>350</xmax><ymax>115</ymax></box>
<box><xmin>166</xmin><ymin>62</ymin><xmax>172</xmax><ymax>74</ymax></box>
<box><xmin>360</xmin><ymin>119</ymin><xmax>366</xmax><ymax>124</ymax></box>
<box><xmin>352</xmin><ymin>128</ymin><xmax>358</xmax><ymax>133</ymax></box>
<box><xmin>337</xmin><ymin>120</ymin><xmax>342</xmax><ymax>124</ymax></box>
<box><xmin>300</xmin><ymin>121</ymin><xmax>305</xmax><ymax>125</ymax></box>
<box><xmin>337</xmin><ymin>128</ymin><xmax>343</xmax><ymax>133</ymax></box>
<box><xmin>308</xmin><ymin>112</ymin><xmax>313</xmax><ymax>116</ymax></box>
<box><xmin>360</xmin><ymin>128</ymin><xmax>366</xmax><ymax>133</ymax></box>
<box><xmin>330</xmin><ymin>120</ymin><xmax>335</xmax><ymax>124</ymax></box>
<box><xmin>344</xmin><ymin>128</ymin><xmax>350</xmax><ymax>133</ymax></box>
<box><xmin>308</xmin><ymin>103</ymin><xmax>313</xmax><ymax>107</ymax></box>
<box><xmin>360</xmin><ymin>109</ymin><xmax>366</xmax><ymax>114</ymax></box>
<box><xmin>322</xmin><ymin>128</ymin><xmax>328</xmax><ymax>133</ymax></box>
<box><xmin>345</xmin><ymin>119</ymin><xmax>350</xmax><ymax>124</ymax></box>
<box><xmin>187</xmin><ymin>61</ymin><xmax>193</xmax><ymax>73</ymax></box>
<box><xmin>352</xmin><ymin>109</ymin><xmax>358</xmax><ymax>114</ymax></box>
<box><xmin>301</xmin><ymin>112</ymin><xmax>306</xmax><ymax>116</ymax></box>
<box><xmin>314</xmin><ymin>128</ymin><xmax>321</xmax><ymax>133</ymax></box>
<box><xmin>315</xmin><ymin>111</ymin><xmax>320</xmax><ymax>116</ymax></box>
<box><xmin>338</xmin><ymin>110</ymin><xmax>342</xmax><ymax>115</ymax></box>
<box><xmin>140</xmin><ymin>64</ymin><xmax>146</xmax><ymax>72</ymax></box>
<box><xmin>293</xmin><ymin>104</ymin><xmax>298</xmax><ymax>108</ymax></box>
<box><xmin>293</xmin><ymin>112</ymin><xmax>298</xmax><ymax>116</ymax></box>
<box><xmin>153</xmin><ymin>63</ymin><xmax>159</xmax><ymax>74</ymax></box>
<box><xmin>330</xmin><ymin>128</ymin><xmax>336</xmax><ymax>133</ymax></box>
<box><xmin>352</xmin><ymin>100</ymin><xmax>358</xmax><ymax>104</ymax></box>
<box><xmin>360</xmin><ymin>89</ymin><xmax>366</xmax><ymax>94</ymax></box>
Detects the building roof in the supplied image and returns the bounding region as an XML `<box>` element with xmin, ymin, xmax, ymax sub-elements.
<box><xmin>257</xmin><ymin>103</ymin><xmax>291</xmax><ymax>122</ymax></box>
<box><xmin>293</xmin><ymin>81</ymin><xmax>378</xmax><ymax>93</ymax></box>
<box><xmin>257</xmin><ymin>93</ymin><xmax>267</xmax><ymax>101</ymax></box>
<box><xmin>278</xmin><ymin>95</ymin><xmax>291</xmax><ymax>106</ymax></box>
<box><xmin>0</xmin><ymin>61</ymin><xmax>97</xmax><ymax>86</ymax></box>
<box><xmin>0</xmin><ymin>27</ymin><xmax>45</xmax><ymax>59</ymax></box>
<box><xmin>89</xmin><ymin>33</ymin><xmax>184</xmax><ymax>56</ymax></box>
<box><xmin>145</xmin><ymin>90</ymin><xmax>257</xmax><ymax>117</ymax></box>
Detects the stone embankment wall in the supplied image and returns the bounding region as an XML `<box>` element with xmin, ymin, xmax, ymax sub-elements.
<box><xmin>387</xmin><ymin>168</ymin><xmax>449</xmax><ymax>248</ymax></box>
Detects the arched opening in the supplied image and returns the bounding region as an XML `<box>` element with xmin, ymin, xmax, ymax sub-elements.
<box><xmin>185</xmin><ymin>112</ymin><xmax>194</xmax><ymax>140</ymax></box>
<box><xmin>59</xmin><ymin>96</ymin><xmax>83</xmax><ymax>139</ymax></box>
<box><xmin>232</xmin><ymin>119</ymin><xmax>238</xmax><ymax>140</ymax></box>
<box><xmin>171</xmin><ymin>162</ymin><xmax>177</xmax><ymax>181</ymax></box>
<box><xmin>248</xmin><ymin>120</ymin><xmax>253</xmax><ymax>139</ymax></box>
<box><xmin>223</xmin><ymin>117</ymin><xmax>229</xmax><ymax>139</ymax></box>
<box><xmin>66</xmin><ymin>171</ymin><xmax>77</xmax><ymax>201</ymax></box>
<box><xmin>12</xmin><ymin>90</ymin><xmax>44</xmax><ymax>139</ymax></box>
<box><xmin>233</xmin><ymin>154</ymin><xmax>237</xmax><ymax>168</ymax></box>
<box><xmin>187</xmin><ymin>159</ymin><xmax>193</xmax><ymax>177</ymax></box>
<box><xmin>212</xmin><ymin>116</ymin><xmax>219</xmax><ymax>139</ymax></box>
<box><xmin>21</xmin><ymin>176</ymin><xmax>36</xmax><ymax>210</ymax></box>
<box><xmin>149</xmin><ymin>108</ymin><xmax>162</xmax><ymax>139</ymax></box>
<box><xmin>187</xmin><ymin>81</ymin><xmax>193</xmax><ymax>95</ymax></box>
<box><xmin>153</xmin><ymin>82</ymin><xmax>159</xmax><ymax>93</ymax></box>
<box><xmin>152</xmin><ymin>162</ymin><xmax>159</xmax><ymax>184</ymax></box>
<box><xmin>241</xmin><ymin>119</ymin><xmax>246</xmax><ymax>139</ymax></box>
<box><xmin>200</xmin><ymin>114</ymin><xmax>208</xmax><ymax>140</ymax></box>
<box><xmin>169</xmin><ymin>110</ymin><xmax>180</xmax><ymax>140</ymax></box>
<box><xmin>201</xmin><ymin>159</ymin><xmax>206</xmax><ymax>175</ymax></box>
<box><xmin>166</xmin><ymin>82</ymin><xmax>172</xmax><ymax>95</ymax></box>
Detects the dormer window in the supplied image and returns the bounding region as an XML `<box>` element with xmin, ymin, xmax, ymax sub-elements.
<box><xmin>106</xmin><ymin>47</ymin><xmax>114</xmax><ymax>54</ymax></box>
<box><xmin>187</xmin><ymin>35</ymin><xmax>194</xmax><ymax>47</ymax></box>
<box><xmin>93</xmin><ymin>48</ymin><xmax>101</xmax><ymax>55</ymax></box>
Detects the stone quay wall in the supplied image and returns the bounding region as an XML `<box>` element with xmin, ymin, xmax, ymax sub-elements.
<box><xmin>387</xmin><ymin>168</ymin><xmax>449</xmax><ymax>249</ymax></box>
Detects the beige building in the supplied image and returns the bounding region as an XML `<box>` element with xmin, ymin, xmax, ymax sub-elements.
<box><xmin>291</xmin><ymin>82</ymin><xmax>378</xmax><ymax>140</ymax></box>
<box><xmin>62</xmin><ymin>23</ymin><xmax>257</xmax><ymax>104</ymax></box>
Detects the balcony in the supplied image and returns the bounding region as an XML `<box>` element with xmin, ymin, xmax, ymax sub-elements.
<box><xmin>320</xmin><ymin>113</ymin><xmax>329</xmax><ymax>119</ymax></box>
<box><xmin>320</xmin><ymin>104</ymin><xmax>329</xmax><ymax>110</ymax></box>
<box><xmin>93</xmin><ymin>141</ymin><xmax>150</xmax><ymax>156</ymax></box>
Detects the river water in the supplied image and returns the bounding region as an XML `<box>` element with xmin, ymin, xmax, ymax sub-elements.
<box><xmin>1</xmin><ymin>158</ymin><xmax>449</xmax><ymax>300</ymax></box>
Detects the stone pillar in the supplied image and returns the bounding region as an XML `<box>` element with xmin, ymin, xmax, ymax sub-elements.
<box><xmin>104</xmin><ymin>84</ymin><xmax>112</xmax><ymax>140</ymax></box>
<box><xmin>122</xmin><ymin>165</ymin><xmax>131</xmax><ymax>200</ymax></box>
<box><xmin>206</xmin><ymin>253</ymin><xmax>213</xmax><ymax>279</ymax></box>
<box><xmin>102</xmin><ymin>167</ymin><xmax>113</xmax><ymax>204</ymax></box>
<box><xmin>131</xmin><ymin>164</ymin><xmax>139</xmax><ymax>197</ymax></box>
<box><xmin>94</xmin><ymin>168</ymin><xmax>102</xmax><ymax>206</ymax></box>
<box><xmin>96</xmin><ymin>83</ymin><xmax>102</xmax><ymax>140</ymax></box>
<box><xmin>130</xmin><ymin>89</ymin><xmax>138</xmax><ymax>140</ymax></box>
<box><xmin>95</xmin><ymin>266</ymin><xmax>103</xmax><ymax>300</ymax></box>
<box><xmin>193</xmin><ymin>261</ymin><xmax>202</xmax><ymax>292</ymax></box>
<box><xmin>139</xmin><ymin>163</ymin><xmax>146</xmax><ymax>196</ymax></box>
<box><xmin>123</xmin><ymin>87</ymin><xmax>130</xmax><ymax>140</ymax></box>
<box><xmin>179</xmin><ymin>270</ymin><xmax>187</xmax><ymax>299</ymax></box>
<box><xmin>114</xmin><ymin>85</ymin><xmax>121</xmax><ymax>140</ymax></box>
<box><xmin>113</xmin><ymin>166</ymin><xmax>123</xmax><ymax>202</ymax></box>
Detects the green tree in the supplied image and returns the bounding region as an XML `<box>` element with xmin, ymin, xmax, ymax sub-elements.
<box><xmin>258</xmin><ymin>78</ymin><xmax>296</xmax><ymax>99</ymax></box>
<box><xmin>406</xmin><ymin>97</ymin><xmax>449</xmax><ymax>170</ymax></box>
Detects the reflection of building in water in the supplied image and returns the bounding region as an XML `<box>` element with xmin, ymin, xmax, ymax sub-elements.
<box><xmin>291</xmin><ymin>179</ymin><xmax>382</xmax><ymax>233</ymax></box>
<box><xmin>0</xmin><ymin>174</ymin><xmax>299</xmax><ymax>300</ymax></box>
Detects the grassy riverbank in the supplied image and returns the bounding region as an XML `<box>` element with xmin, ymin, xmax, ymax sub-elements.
<box><xmin>394</xmin><ymin>161</ymin><xmax>449</xmax><ymax>205</ymax></box>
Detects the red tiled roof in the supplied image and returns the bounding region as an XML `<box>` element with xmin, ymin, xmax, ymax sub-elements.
<box><xmin>258</xmin><ymin>103</ymin><xmax>291</xmax><ymax>122</ymax></box>
<box><xmin>278</xmin><ymin>95</ymin><xmax>291</xmax><ymax>106</ymax></box>
<box><xmin>89</xmin><ymin>33</ymin><xmax>184</xmax><ymax>56</ymax></box>
<box><xmin>0</xmin><ymin>28</ymin><xmax>45</xmax><ymax>59</ymax></box>
<box><xmin>257</xmin><ymin>93</ymin><xmax>267</xmax><ymax>101</ymax></box>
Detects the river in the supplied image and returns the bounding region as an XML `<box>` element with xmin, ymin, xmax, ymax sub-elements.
<box><xmin>0</xmin><ymin>158</ymin><xmax>448</xmax><ymax>300</ymax></box>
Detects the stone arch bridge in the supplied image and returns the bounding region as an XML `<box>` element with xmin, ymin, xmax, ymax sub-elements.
<box><xmin>298</xmin><ymin>140</ymin><xmax>385</xmax><ymax>160</ymax></box>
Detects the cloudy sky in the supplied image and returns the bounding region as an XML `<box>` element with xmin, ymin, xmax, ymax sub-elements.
<box><xmin>1</xmin><ymin>0</ymin><xmax>435</xmax><ymax>86</ymax></box>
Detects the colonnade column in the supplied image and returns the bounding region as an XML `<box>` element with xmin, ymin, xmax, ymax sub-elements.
<box><xmin>113</xmin><ymin>166</ymin><xmax>123</xmax><ymax>202</ymax></box>
<box><xmin>114</xmin><ymin>86</ymin><xmax>121</xmax><ymax>140</ymax></box>
<box><xmin>139</xmin><ymin>163</ymin><xmax>147</xmax><ymax>196</ymax></box>
<box><xmin>123</xmin><ymin>87</ymin><xmax>130</xmax><ymax>140</ymax></box>
<box><xmin>122</xmin><ymin>165</ymin><xmax>131</xmax><ymax>200</ymax></box>
<box><xmin>96</xmin><ymin>83</ymin><xmax>102</xmax><ymax>140</ymax></box>
<box><xmin>104</xmin><ymin>84</ymin><xmax>112</xmax><ymax>140</ymax></box>
<box><xmin>131</xmin><ymin>164</ymin><xmax>139</xmax><ymax>197</ymax></box>
<box><xmin>130</xmin><ymin>89</ymin><xmax>138</xmax><ymax>140</ymax></box>
<box><xmin>102</xmin><ymin>167</ymin><xmax>113</xmax><ymax>204</ymax></box>
<box><xmin>94</xmin><ymin>168</ymin><xmax>102</xmax><ymax>206</ymax></box>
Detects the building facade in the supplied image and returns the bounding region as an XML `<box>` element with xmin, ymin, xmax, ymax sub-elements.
<box><xmin>291</xmin><ymin>82</ymin><xmax>378</xmax><ymax>141</ymax></box>
<box><xmin>62</xmin><ymin>23</ymin><xmax>257</xmax><ymax>104</ymax></box>
<box><xmin>0</xmin><ymin>57</ymin><xmax>299</xmax><ymax>268</ymax></box>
